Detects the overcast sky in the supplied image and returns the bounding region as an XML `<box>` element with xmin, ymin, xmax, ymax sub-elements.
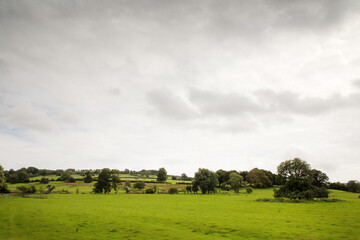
<box><xmin>1</xmin><ymin>0</ymin><xmax>359</xmax><ymax>181</ymax></box>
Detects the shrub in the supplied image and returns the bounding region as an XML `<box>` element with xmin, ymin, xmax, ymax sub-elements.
<box><xmin>125</xmin><ymin>186</ymin><xmax>131</xmax><ymax>193</ymax></box>
<box><xmin>145</xmin><ymin>188</ymin><xmax>155</xmax><ymax>194</ymax></box>
<box><xmin>246</xmin><ymin>187</ymin><xmax>253</xmax><ymax>194</ymax></box>
<box><xmin>134</xmin><ymin>181</ymin><xmax>145</xmax><ymax>190</ymax></box>
<box><xmin>168</xmin><ymin>187</ymin><xmax>178</xmax><ymax>194</ymax></box>
<box><xmin>40</xmin><ymin>178</ymin><xmax>49</xmax><ymax>184</ymax></box>
<box><xmin>224</xmin><ymin>184</ymin><xmax>231</xmax><ymax>191</ymax></box>
<box><xmin>17</xmin><ymin>185</ymin><xmax>36</xmax><ymax>194</ymax></box>
<box><xmin>185</xmin><ymin>185</ymin><xmax>192</xmax><ymax>193</ymax></box>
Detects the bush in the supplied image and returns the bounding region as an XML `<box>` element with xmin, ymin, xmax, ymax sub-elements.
<box><xmin>246</xmin><ymin>187</ymin><xmax>253</xmax><ymax>194</ymax></box>
<box><xmin>168</xmin><ymin>187</ymin><xmax>178</xmax><ymax>194</ymax></box>
<box><xmin>134</xmin><ymin>181</ymin><xmax>145</xmax><ymax>190</ymax></box>
<box><xmin>40</xmin><ymin>178</ymin><xmax>49</xmax><ymax>184</ymax></box>
<box><xmin>17</xmin><ymin>185</ymin><xmax>36</xmax><ymax>194</ymax></box>
<box><xmin>185</xmin><ymin>185</ymin><xmax>192</xmax><ymax>193</ymax></box>
<box><xmin>125</xmin><ymin>186</ymin><xmax>131</xmax><ymax>193</ymax></box>
<box><xmin>145</xmin><ymin>188</ymin><xmax>155</xmax><ymax>194</ymax></box>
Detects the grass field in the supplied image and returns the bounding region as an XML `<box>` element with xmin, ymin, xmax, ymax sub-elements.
<box><xmin>1</xmin><ymin>187</ymin><xmax>359</xmax><ymax>240</ymax></box>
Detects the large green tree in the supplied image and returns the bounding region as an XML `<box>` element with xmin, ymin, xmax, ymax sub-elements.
<box><xmin>157</xmin><ymin>168</ymin><xmax>168</xmax><ymax>182</ymax></box>
<box><xmin>93</xmin><ymin>168</ymin><xmax>112</xmax><ymax>194</ymax></box>
<box><xmin>274</xmin><ymin>158</ymin><xmax>329</xmax><ymax>200</ymax></box>
<box><xmin>192</xmin><ymin>168</ymin><xmax>219</xmax><ymax>194</ymax></box>
<box><xmin>0</xmin><ymin>165</ymin><xmax>9</xmax><ymax>193</ymax></box>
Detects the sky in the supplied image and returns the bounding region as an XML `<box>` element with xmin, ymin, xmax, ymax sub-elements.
<box><xmin>0</xmin><ymin>0</ymin><xmax>359</xmax><ymax>182</ymax></box>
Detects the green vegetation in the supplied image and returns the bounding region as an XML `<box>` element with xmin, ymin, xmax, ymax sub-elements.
<box><xmin>0</xmin><ymin>165</ymin><xmax>9</xmax><ymax>193</ymax></box>
<box><xmin>192</xmin><ymin>168</ymin><xmax>218</xmax><ymax>194</ymax></box>
<box><xmin>1</xmin><ymin>161</ymin><xmax>359</xmax><ymax>239</ymax></box>
<box><xmin>274</xmin><ymin>158</ymin><xmax>329</xmax><ymax>200</ymax></box>
<box><xmin>0</xmin><ymin>188</ymin><xmax>359</xmax><ymax>239</ymax></box>
<box><xmin>156</xmin><ymin>167</ymin><xmax>168</xmax><ymax>182</ymax></box>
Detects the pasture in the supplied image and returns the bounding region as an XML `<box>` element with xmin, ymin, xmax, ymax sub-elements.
<box><xmin>0</xmin><ymin>187</ymin><xmax>359</xmax><ymax>240</ymax></box>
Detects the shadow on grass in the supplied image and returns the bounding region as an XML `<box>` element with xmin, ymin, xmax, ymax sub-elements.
<box><xmin>256</xmin><ymin>198</ymin><xmax>344</xmax><ymax>203</ymax></box>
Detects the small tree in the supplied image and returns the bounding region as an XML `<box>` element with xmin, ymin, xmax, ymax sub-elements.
<box><xmin>83</xmin><ymin>171</ymin><xmax>93</xmax><ymax>183</ymax></box>
<box><xmin>93</xmin><ymin>168</ymin><xmax>112</xmax><ymax>194</ymax></box>
<box><xmin>157</xmin><ymin>168</ymin><xmax>168</xmax><ymax>182</ymax></box>
<box><xmin>246</xmin><ymin>187</ymin><xmax>253</xmax><ymax>194</ymax></box>
<box><xmin>181</xmin><ymin>173</ymin><xmax>189</xmax><ymax>181</ymax></box>
<box><xmin>40</xmin><ymin>177</ymin><xmax>49</xmax><ymax>184</ymax></box>
<box><xmin>185</xmin><ymin>185</ymin><xmax>192</xmax><ymax>193</ymax></box>
<box><xmin>228</xmin><ymin>172</ymin><xmax>244</xmax><ymax>193</ymax></box>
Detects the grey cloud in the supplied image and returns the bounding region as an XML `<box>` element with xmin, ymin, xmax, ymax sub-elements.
<box><xmin>149</xmin><ymin>87</ymin><xmax>360</xmax><ymax>122</ymax></box>
<box><xmin>0</xmin><ymin>104</ymin><xmax>80</xmax><ymax>132</ymax></box>
<box><xmin>1</xmin><ymin>103</ymin><xmax>57</xmax><ymax>132</ymax></box>
<box><xmin>353</xmin><ymin>79</ymin><xmax>360</xmax><ymax>89</ymax></box>
<box><xmin>147</xmin><ymin>89</ymin><xmax>197</xmax><ymax>120</ymax></box>
<box><xmin>256</xmin><ymin>89</ymin><xmax>360</xmax><ymax>115</ymax></box>
<box><xmin>107</xmin><ymin>87</ymin><xmax>121</xmax><ymax>96</ymax></box>
<box><xmin>189</xmin><ymin>88</ymin><xmax>263</xmax><ymax>116</ymax></box>
<box><xmin>271</xmin><ymin>0</ymin><xmax>356</xmax><ymax>30</ymax></box>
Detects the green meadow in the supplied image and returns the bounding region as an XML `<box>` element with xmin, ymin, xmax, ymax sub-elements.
<box><xmin>1</xmin><ymin>188</ymin><xmax>359</xmax><ymax>240</ymax></box>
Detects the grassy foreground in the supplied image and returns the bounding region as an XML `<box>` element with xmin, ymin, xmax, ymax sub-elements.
<box><xmin>0</xmin><ymin>188</ymin><xmax>359</xmax><ymax>240</ymax></box>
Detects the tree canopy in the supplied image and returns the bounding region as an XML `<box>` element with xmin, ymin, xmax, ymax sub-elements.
<box><xmin>228</xmin><ymin>172</ymin><xmax>245</xmax><ymax>193</ymax></box>
<box><xmin>157</xmin><ymin>167</ymin><xmax>168</xmax><ymax>182</ymax></box>
<box><xmin>192</xmin><ymin>168</ymin><xmax>219</xmax><ymax>194</ymax></box>
<box><xmin>0</xmin><ymin>165</ymin><xmax>9</xmax><ymax>193</ymax></box>
<box><xmin>93</xmin><ymin>168</ymin><xmax>112</xmax><ymax>194</ymax></box>
<box><xmin>274</xmin><ymin>158</ymin><xmax>329</xmax><ymax>200</ymax></box>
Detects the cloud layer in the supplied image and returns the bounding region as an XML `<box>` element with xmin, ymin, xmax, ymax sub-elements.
<box><xmin>0</xmin><ymin>0</ymin><xmax>360</xmax><ymax>182</ymax></box>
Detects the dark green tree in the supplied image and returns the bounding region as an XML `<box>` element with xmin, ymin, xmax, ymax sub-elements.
<box><xmin>157</xmin><ymin>167</ymin><xmax>168</xmax><ymax>182</ymax></box>
<box><xmin>274</xmin><ymin>158</ymin><xmax>329</xmax><ymax>200</ymax></box>
<box><xmin>0</xmin><ymin>165</ymin><xmax>9</xmax><ymax>193</ymax></box>
<box><xmin>40</xmin><ymin>177</ymin><xmax>49</xmax><ymax>184</ymax></box>
<box><xmin>216</xmin><ymin>169</ymin><xmax>230</xmax><ymax>187</ymax></box>
<box><xmin>228</xmin><ymin>172</ymin><xmax>245</xmax><ymax>193</ymax></box>
<box><xmin>83</xmin><ymin>171</ymin><xmax>93</xmax><ymax>183</ymax></box>
<box><xmin>181</xmin><ymin>173</ymin><xmax>189</xmax><ymax>181</ymax></box>
<box><xmin>192</xmin><ymin>168</ymin><xmax>219</xmax><ymax>194</ymax></box>
<box><xmin>311</xmin><ymin>169</ymin><xmax>329</xmax><ymax>188</ymax></box>
<box><xmin>59</xmin><ymin>171</ymin><xmax>72</xmax><ymax>182</ymax></box>
<box><xmin>93</xmin><ymin>168</ymin><xmax>112</xmax><ymax>194</ymax></box>
<box><xmin>347</xmin><ymin>180</ymin><xmax>360</xmax><ymax>193</ymax></box>
<box><xmin>247</xmin><ymin>168</ymin><xmax>272</xmax><ymax>188</ymax></box>
<box><xmin>134</xmin><ymin>181</ymin><xmax>145</xmax><ymax>190</ymax></box>
<box><xmin>17</xmin><ymin>171</ymin><xmax>30</xmax><ymax>183</ymax></box>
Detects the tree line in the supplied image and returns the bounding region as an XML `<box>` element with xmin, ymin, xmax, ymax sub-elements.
<box><xmin>1</xmin><ymin>159</ymin><xmax>359</xmax><ymax>200</ymax></box>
